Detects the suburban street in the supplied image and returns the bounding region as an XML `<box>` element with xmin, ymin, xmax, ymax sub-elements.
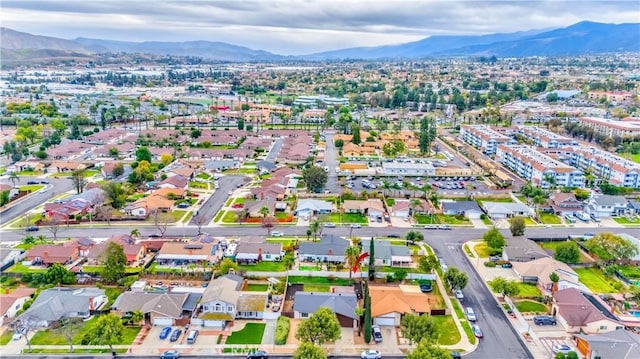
<box><xmin>324</xmin><ymin>131</ymin><xmax>340</xmax><ymax>193</ymax></box>
<box><xmin>187</xmin><ymin>175</ymin><xmax>246</xmax><ymax>225</ymax></box>
<box><xmin>0</xmin><ymin>176</ymin><xmax>74</xmax><ymax>225</ymax></box>
<box><xmin>0</xmin><ymin>355</ymin><xmax>409</xmax><ymax>359</ymax></box>
<box><xmin>265</xmin><ymin>138</ymin><xmax>284</xmax><ymax>162</ymax></box>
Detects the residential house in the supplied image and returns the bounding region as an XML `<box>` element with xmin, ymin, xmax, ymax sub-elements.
<box><xmin>441</xmin><ymin>201</ymin><xmax>484</xmax><ymax>219</ymax></box>
<box><xmin>360</xmin><ymin>239</ymin><xmax>412</xmax><ymax>266</ymax></box>
<box><xmin>112</xmin><ymin>292</ymin><xmax>200</xmax><ymax>326</ymax></box>
<box><xmin>391</xmin><ymin>200</ymin><xmax>411</xmax><ymax>219</ymax></box>
<box><xmin>293</xmin><ymin>292</ymin><xmax>358</xmax><ymax>328</ymax></box>
<box><xmin>15</xmin><ymin>287</ymin><xmax>106</xmax><ymax>327</ymax></box>
<box><xmin>256</xmin><ymin>160</ymin><xmax>277</xmax><ymax>174</ymax></box>
<box><xmin>244</xmin><ymin>199</ymin><xmax>276</xmax><ymax>218</ymax></box>
<box><xmin>203</xmin><ymin>160</ymin><xmax>239</xmax><ymax>172</ymax></box>
<box><xmin>574</xmin><ymin>329</ymin><xmax>640</xmax><ymax>359</ymax></box>
<box><xmin>412</xmin><ymin>199</ymin><xmax>435</xmax><ymax>215</ymax></box>
<box><xmin>628</xmin><ymin>200</ymin><xmax>640</xmax><ymax>214</ymax></box>
<box><xmin>511</xmin><ymin>257</ymin><xmax>586</xmax><ymax>293</ymax></box>
<box><xmin>158</xmin><ymin>175</ymin><xmax>189</xmax><ymax>190</ymax></box>
<box><xmin>1</xmin><ymin>287</ymin><xmax>35</xmax><ymax>322</ymax></box>
<box><xmin>85</xmin><ymin>235</ymin><xmax>144</xmax><ymax>265</ymax></box>
<box><xmin>546</xmin><ymin>192</ymin><xmax>584</xmax><ymax>216</ymax></box>
<box><xmin>482</xmin><ymin>201</ymin><xmax>533</xmax><ymax>219</ymax></box>
<box><xmin>294</xmin><ymin>199</ymin><xmax>333</xmax><ymax>217</ymax></box>
<box><xmin>125</xmin><ymin>194</ymin><xmax>175</xmax><ymax>217</ymax></box>
<box><xmin>0</xmin><ymin>247</ymin><xmax>23</xmax><ymax>271</ymax></box>
<box><xmin>298</xmin><ymin>235</ymin><xmax>350</xmax><ymax>264</ymax></box>
<box><xmin>25</xmin><ymin>244</ymin><xmax>80</xmax><ymax>266</ymax></box>
<box><xmin>553</xmin><ymin>288</ymin><xmax>623</xmax><ymax>334</ymax></box>
<box><xmin>342</xmin><ymin>199</ymin><xmax>385</xmax><ymax>220</ymax></box>
<box><xmin>48</xmin><ymin>161</ymin><xmax>88</xmax><ymax>172</ymax></box>
<box><xmin>196</xmin><ymin>274</ymin><xmax>267</xmax><ymax>328</ymax></box>
<box><xmin>586</xmin><ymin>195</ymin><xmax>629</xmax><ymax>218</ymax></box>
<box><xmin>48</xmin><ymin>142</ymin><xmax>94</xmax><ymax>161</ymax></box>
<box><xmin>502</xmin><ymin>238</ymin><xmax>550</xmax><ymax>262</ymax></box>
<box><xmin>370</xmin><ymin>285</ymin><xmax>432</xmax><ymax>326</ymax></box>
<box><xmin>235</xmin><ymin>241</ymin><xmax>283</xmax><ymax>264</ymax></box>
<box><xmin>156</xmin><ymin>241</ymin><xmax>220</xmax><ymax>266</ymax></box>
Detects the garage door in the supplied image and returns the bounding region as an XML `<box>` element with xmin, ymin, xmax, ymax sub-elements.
<box><xmin>374</xmin><ymin>317</ymin><xmax>395</xmax><ymax>326</ymax></box>
<box><xmin>153</xmin><ymin>317</ymin><xmax>173</xmax><ymax>326</ymax></box>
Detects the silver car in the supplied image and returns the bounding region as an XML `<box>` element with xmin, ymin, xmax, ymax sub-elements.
<box><xmin>361</xmin><ymin>350</ymin><xmax>382</xmax><ymax>359</ymax></box>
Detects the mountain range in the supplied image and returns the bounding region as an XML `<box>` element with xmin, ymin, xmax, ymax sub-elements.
<box><xmin>1</xmin><ymin>21</ymin><xmax>639</xmax><ymax>64</ymax></box>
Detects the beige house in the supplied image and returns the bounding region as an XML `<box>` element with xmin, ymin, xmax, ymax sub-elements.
<box><xmin>553</xmin><ymin>288</ymin><xmax>624</xmax><ymax>334</ymax></box>
<box><xmin>511</xmin><ymin>257</ymin><xmax>586</xmax><ymax>294</ymax></box>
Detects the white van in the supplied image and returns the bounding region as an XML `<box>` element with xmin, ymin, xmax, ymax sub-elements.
<box><xmin>186</xmin><ymin>329</ymin><xmax>199</xmax><ymax>344</ymax></box>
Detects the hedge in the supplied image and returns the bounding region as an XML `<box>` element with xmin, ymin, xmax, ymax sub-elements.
<box><xmin>274</xmin><ymin>316</ymin><xmax>290</xmax><ymax>345</ymax></box>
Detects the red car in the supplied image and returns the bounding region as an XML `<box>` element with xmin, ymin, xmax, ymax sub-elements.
<box><xmin>232</xmin><ymin>203</ymin><xmax>244</xmax><ymax>209</ymax></box>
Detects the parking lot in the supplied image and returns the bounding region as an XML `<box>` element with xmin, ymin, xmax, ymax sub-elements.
<box><xmin>339</xmin><ymin>175</ymin><xmax>491</xmax><ymax>197</ymax></box>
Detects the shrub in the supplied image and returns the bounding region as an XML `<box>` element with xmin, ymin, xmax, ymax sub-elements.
<box><xmin>484</xmin><ymin>261</ymin><xmax>497</xmax><ymax>267</ymax></box>
<box><xmin>274</xmin><ymin>316</ymin><xmax>290</xmax><ymax>345</ymax></box>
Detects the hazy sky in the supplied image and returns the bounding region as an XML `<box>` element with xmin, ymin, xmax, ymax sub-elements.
<box><xmin>2</xmin><ymin>0</ymin><xmax>639</xmax><ymax>55</ymax></box>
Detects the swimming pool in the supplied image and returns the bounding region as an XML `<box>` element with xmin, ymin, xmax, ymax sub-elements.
<box><xmin>629</xmin><ymin>311</ymin><xmax>640</xmax><ymax>318</ymax></box>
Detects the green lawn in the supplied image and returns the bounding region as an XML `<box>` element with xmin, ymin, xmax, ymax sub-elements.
<box><xmin>617</xmin><ymin>265</ymin><xmax>640</xmax><ymax>280</ymax></box>
<box><xmin>432</xmin><ymin>315</ymin><xmax>461</xmax><ymax>345</ymax></box>
<box><xmin>171</xmin><ymin>210</ymin><xmax>188</xmax><ymax>222</ymax></box>
<box><xmin>19</xmin><ymin>184</ymin><xmax>44</xmax><ymax>192</ymax></box>
<box><xmin>24</xmin><ymin>349</ymin><xmax>128</xmax><ymax>354</ymax></box>
<box><xmin>515</xmin><ymin>300</ymin><xmax>547</xmax><ymax>314</ymax></box>
<box><xmin>30</xmin><ymin>316</ymin><xmax>140</xmax><ymax>345</ymax></box>
<box><xmin>287</xmin><ymin>276</ymin><xmax>352</xmax><ymax>286</ymax></box>
<box><xmin>298</xmin><ymin>265</ymin><xmax>321</xmax><ymax>271</ymax></box>
<box><xmin>213</xmin><ymin>210</ymin><xmax>226</xmax><ymax>222</ymax></box>
<box><xmin>233</xmin><ymin>197</ymin><xmax>246</xmax><ymax>204</ymax></box>
<box><xmin>463</xmin><ymin>244</ymin><xmax>474</xmax><ymax>258</ymax></box>
<box><xmin>225</xmin><ymin>323</ymin><xmax>265</xmax><ymax>345</ymax></box>
<box><xmin>537</xmin><ymin>212</ymin><xmax>562</xmax><ymax>224</ymax></box>
<box><xmin>196</xmin><ymin>173</ymin><xmax>212</xmax><ymax>180</ymax></box>
<box><xmin>515</xmin><ymin>283</ymin><xmax>542</xmax><ymax>298</ymax></box>
<box><xmin>538</xmin><ymin>241</ymin><xmax>591</xmax><ymax>263</ymax></box>
<box><xmin>386</xmin><ymin>198</ymin><xmax>395</xmax><ymax>206</ymax></box>
<box><xmin>450</xmin><ymin>298</ymin><xmax>465</xmax><ymax>319</ymax></box>
<box><xmin>575</xmin><ymin>267</ymin><xmax>620</xmax><ymax>293</ymax></box>
<box><xmin>481</xmin><ymin>217</ymin><xmax>493</xmax><ymax>225</ymax></box>
<box><xmin>414</xmin><ymin>214</ymin><xmax>470</xmax><ymax>225</ymax></box>
<box><xmin>522</xmin><ymin>218</ymin><xmax>537</xmax><ymax>225</ymax></box>
<box><xmin>6</xmin><ymin>263</ymin><xmax>47</xmax><ymax>274</ymax></box>
<box><xmin>477</xmin><ymin>197</ymin><xmax>513</xmax><ymax>203</ymax></box>
<box><xmin>245</xmin><ymin>284</ymin><xmax>269</xmax><ymax>291</ymax></box>
<box><xmin>460</xmin><ymin>321</ymin><xmax>477</xmax><ymax>345</ymax></box>
<box><xmin>631</xmin><ymin>153</ymin><xmax>640</xmax><ymax>164</ymax></box>
<box><xmin>239</xmin><ymin>261</ymin><xmax>288</xmax><ymax>272</ymax></box>
<box><xmin>613</xmin><ymin>217</ymin><xmax>640</xmax><ymax>226</ymax></box>
<box><xmin>0</xmin><ymin>330</ymin><xmax>13</xmax><ymax>345</ymax></box>
<box><xmin>323</xmin><ymin>213</ymin><xmax>368</xmax><ymax>224</ymax></box>
<box><xmin>303</xmin><ymin>284</ymin><xmax>332</xmax><ymax>292</ymax></box>
<box><xmin>80</xmin><ymin>266</ymin><xmax>142</xmax><ymax>275</ymax></box>
<box><xmin>222</xmin><ymin>210</ymin><xmax>238</xmax><ymax>223</ymax></box>
<box><xmin>266</xmin><ymin>238</ymin><xmax>294</xmax><ymax>247</ymax></box>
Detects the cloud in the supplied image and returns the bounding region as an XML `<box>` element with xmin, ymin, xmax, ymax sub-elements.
<box><xmin>2</xmin><ymin>0</ymin><xmax>638</xmax><ymax>54</ymax></box>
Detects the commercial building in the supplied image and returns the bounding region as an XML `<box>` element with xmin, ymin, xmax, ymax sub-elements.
<box><xmin>578</xmin><ymin>117</ymin><xmax>640</xmax><ymax>138</ymax></box>
<box><xmin>495</xmin><ymin>145</ymin><xmax>584</xmax><ymax>188</ymax></box>
<box><xmin>460</xmin><ymin>125</ymin><xmax>516</xmax><ymax>155</ymax></box>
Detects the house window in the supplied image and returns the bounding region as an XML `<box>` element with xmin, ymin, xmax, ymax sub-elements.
<box><xmin>227</xmin><ymin>306</ymin><xmax>233</xmax><ymax>312</ymax></box>
<box><xmin>599</xmin><ymin>325</ymin><xmax>607</xmax><ymax>330</ymax></box>
<box><xmin>215</xmin><ymin>304</ymin><xmax>221</xmax><ymax>312</ymax></box>
<box><xmin>301</xmin><ymin>312</ymin><xmax>308</xmax><ymax>318</ymax></box>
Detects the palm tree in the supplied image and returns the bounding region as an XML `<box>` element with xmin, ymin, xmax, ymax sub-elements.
<box><xmin>8</xmin><ymin>172</ymin><xmax>19</xmax><ymax>187</ymax></box>
<box><xmin>130</xmin><ymin>229</ymin><xmax>140</xmax><ymax>239</ymax></box>
<box><xmin>345</xmin><ymin>245</ymin><xmax>361</xmax><ymax>279</ymax></box>
<box><xmin>130</xmin><ymin>310</ymin><xmax>144</xmax><ymax>325</ymax></box>
<box><xmin>259</xmin><ymin>205</ymin><xmax>270</xmax><ymax>218</ymax></box>
<box><xmin>309</xmin><ymin>219</ymin><xmax>320</xmax><ymax>241</ymax></box>
<box><xmin>410</xmin><ymin>199</ymin><xmax>421</xmax><ymax>221</ymax></box>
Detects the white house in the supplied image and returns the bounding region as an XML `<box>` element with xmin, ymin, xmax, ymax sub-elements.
<box><xmin>586</xmin><ymin>195</ymin><xmax>629</xmax><ymax>218</ymax></box>
<box><xmin>294</xmin><ymin>199</ymin><xmax>333</xmax><ymax>217</ymax></box>
<box><xmin>482</xmin><ymin>202</ymin><xmax>533</xmax><ymax>219</ymax></box>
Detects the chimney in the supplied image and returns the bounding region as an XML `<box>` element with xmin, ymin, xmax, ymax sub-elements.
<box><xmin>89</xmin><ymin>297</ymin><xmax>95</xmax><ymax>311</ymax></box>
<box><xmin>44</xmin><ymin>251</ymin><xmax>49</xmax><ymax>257</ymax></box>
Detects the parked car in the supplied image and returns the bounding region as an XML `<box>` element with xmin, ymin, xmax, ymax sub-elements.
<box><xmin>148</xmin><ymin>233</ymin><xmax>162</xmax><ymax>238</ymax></box>
<box><xmin>552</xmin><ymin>344</ymin><xmax>575</xmax><ymax>354</ymax></box>
<box><xmin>590</xmin><ymin>213</ymin><xmax>601</xmax><ymax>222</ymax></box>
<box><xmin>25</xmin><ymin>226</ymin><xmax>39</xmax><ymax>232</ymax></box>
<box><xmin>465</xmin><ymin>307</ymin><xmax>477</xmax><ymax>322</ymax></box>
<box><xmin>160</xmin><ymin>350</ymin><xmax>180</xmax><ymax>359</ymax></box>
<box><xmin>372</xmin><ymin>325</ymin><xmax>383</xmax><ymax>343</ymax></box>
<box><xmin>564</xmin><ymin>214</ymin><xmax>576</xmax><ymax>223</ymax></box>
<box><xmin>471</xmin><ymin>324</ymin><xmax>483</xmax><ymax>338</ymax></box>
<box><xmin>40</xmin><ymin>180</ymin><xmax>49</xmax><ymax>184</ymax></box>
<box><xmin>387</xmin><ymin>234</ymin><xmax>400</xmax><ymax>238</ymax></box>
<box><xmin>169</xmin><ymin>329</ymin><xmax>182</xmax><ymax>342</ymax></box>
<box><xmin>247</xmin><ymin>350</ymin><xmax>269</xmax><ymax>359</ymax></box>
<box><xmin>271</xmin><ymin>231</ymin><xmax>283</xmax><ymax>237</ymax></box>
<box><xmin>26</xmin><ymin>180</ymin><xmax>38</xmax><ymax>185</ymax></box>
<box><xmin>424</xmin><ymin>225</ymin><xmax>437</xmax><ymax>230</ymax></box>
<box><xmin>12</xmin><ymin>327</ymin><xmax>25</xmax><ymax>341</ymax></box>
<box><xmin>419</xmin><ymin>280</ymin><xmax>433</xmax><ymax>293</ymax></box>
<box><xmin>533</xmin><ymin>315</ymin><xmax>557</xmax><ymax>326</ymax></box>
<box><xmin>438</xmin><ymin>225</ymin><xmax>451</xmax><ymax>230</ymax></box>
<box><xmin>350</xmin><ymin>224</ymin><xmax>361</xmax><ymax>228</ymax></box>
<box><xmin>455</xmin><ymin>290</ymin><xmax>464</xmax><ymax>301</ymax></box>
<box><xmin>450</xmin><ymin>352</ymin><xmax>462</xmax><ymax>359</ymax></box>
<box><xmin>324</xmin><ymin>223</ymin><xmax>336</xmax><ymax>228</ymax></box>
<box><xmin>360</xmin><ymin>349</ymin><xmax>382</xmax><ymax>359</ymax></box>
<box><xmin>159</xmin><ymin>326</ymin><xmax>172</xmax><ymax>339</ymax></box>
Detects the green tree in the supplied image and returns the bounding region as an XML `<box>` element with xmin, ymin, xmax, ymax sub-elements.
<box><xmin>293</xmin><ymin>343</ymin><xmax>327</xmax><ymax>359</ymax></box>
<box><xmin>0</xmin><ymin>190</ymin><xmax>10</xmax><ymax>206</ymax></box>
<box><xmin>351</xmin><ymin>124</ymin><xmax>361</xmax><ymax>145</ymax></box>
<box><xmin>363</xmin><ymin>281</ymin><xmax>372</xmax><ymax>343</ymax></box>
<box><xmin>509</xmin><ymin>216</ymin><xmax>526</xmax><ymax>236</ymax></box>
<box><xmin>444</xmin><ymin>267</ymin><xmax>469</xmax><ymax>291</ymax></box>
<box><xmin>406</xmin><ymin>340</ymin><xmax>451</xmax><ymax>359</ymax></box>
<box><xmin>334</xmin><ymin>139</ymin><xmax>344</xmax><ymax>148</ymax></box>
<box><xmin>135</xmin><ymin>146</ymin><xmax>152</xmax><ymax>162</ymax></box>
<box><xmin>259</xmin><ymin>205</ymin><xmax>270</xmax><ymax>218</ymax></box>
<box><xmin>418</xmin><ymin>254</ymin><xmax>438</xmax><ymax>273</ymax></box>
<box><xmin>190</xmin><ymin>129</ymin><xmax>201</xmax><ymax>139</ymax></box>
<box><xmin>489</xmin><ymin>277</ymin><xmax>520</xmax><ymax>297</ymax></box>
<box><xmin>130</xmin><ymin>310</ymin><xmax>144</xmax><ymax>325</ymax></box>
<box><xmin>368</xmin><ymin>238</ymin><xmax>376</xmax><ymax>281</ymax></box>
<box><xmin>482</xmin><ymin>227</ymin><xmax>506</xmax><ymax>252</ymax></box>
<box><xmin>89</xmin><ymin>313</ymin><xmax>124</xmax><ymax>354</ymax></box>
<box><xmin>303</xmin><ymin>166</ymin><xmax>328</xmax><ymax>193</ymax></box>
<box><xmin>309</xmin><ymin>219</ymin><xmax>321</xmax><ymax>241</ymax></box>
<box><xmin>111</xmin><ymin>163</ymin><xmax>124</xmax><ymax>178</ymax></box>
<box><xmin>418</xmin><ymin>117</ymin><xmax>436</xmax><ymax>155</ymax></box>
<box><xmin>102</xmin><ymin>182</ymin><xmax>127</xmax><ymax>209</ymax></box>
<box><xmin>295</xmin><ymin>307</ymin><xmax>342</xmax><ymax>345</ymax></box>
<box><xmin>586</xmin><ymin>232</ymin><xmax>639</xmax><ymax>261</ymax></box>
<box><xmin>59</xmin><ymin>316</ymin><xmax>83</xmax><ymax>353</ymax></box>
<box><xmin>99</xmin><ymin>242</ymin><xmax>126</xmax><ymax>283</ymax></box>
<box><xmin>44</xmin><ymin>263</ymin><xmax>76</xmax><ymax>285</ymax></box>
<box><xmin>237</xmin><ymin>118</ymin><xmax>244</xmax><ymax>130</ymax></box>
<box><xmin>108</xmin><ymin>147</ymin><xmax>119</xmax><ymax>158</ymax></box>
<box><xmin>70</xmin><ymin>169</ymin><xmax>87</xmax><ymax>194</ymax></box>
<box><xmin>218</xmin><ymin>258</ymin><xmax>238</xmax><ymax>275</ymax></box>
<box><xmin>400</xmin><ymin>314</ymin><xmax>438</xmax><ymax>345</ymax></box>
<box><xmin>406</xmin><ymin>230</ymin><xmax>424</xmax><ymax>244</ymax></box>
<box><xmin>554</xmin><ymin>241</ymin><xmax>581</xmax><ymax>264</ymax></box>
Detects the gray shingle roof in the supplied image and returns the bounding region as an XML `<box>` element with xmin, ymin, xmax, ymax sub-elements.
<box><xmin>442</xmin><ymin>201</ymin><xmax>483</xmax><ymax>213</ymax></box>
<box><xmin>293</xmin><ymin>292</ymin><xmax>358</xmax><ymax>319</ymax></box>
<box><xmin>575</xmin><ymin>330</ymin><xmax>640</xmax><ymax>359</ymax></box>
<box><xmin>592</xmin><ymin>195</ymin><xmax>629</xmax><ymax>207</ymax></box>
<box><xmin>18</xmin><ymin>287</ymin><xmax>104</xmax><ymax>322</ymax></box>
<box><xmin>360</xmin><ymin>239</ymin><xmax>411</xmax><ymax>261</ymax></box>
<box><xmin>298</xmin><ymin>235</ymin><xmax>349</xmax><ymax>256</ymax></box>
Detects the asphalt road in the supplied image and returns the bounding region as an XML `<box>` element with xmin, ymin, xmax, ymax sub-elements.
<box><xmin>187</xmin><ymin>175</ymin><xmax>247</xmax><ymax>226</ymax></box>
<box><xmin>266</xmin><ymin>138</ymin><xmax>283</xmax><ymax>162</ymax></box>
<box><xmin>0</xmin><ymin>176</ymin><xmax>74</xmax><ymax>226</ymax></box>
<box><xmin>324</xmin><ymin>130</ymin><xmax>340</xmax><ymax>193</ymax></box>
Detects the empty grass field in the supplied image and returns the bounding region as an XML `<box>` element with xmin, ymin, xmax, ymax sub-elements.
<box><xmin>515</xmin><ymin>300</ymin><xmax>547</xmax><ymax>314</ymax></box>
<box><xmin>575</xmin><ymin>267</ymin><xmax>620</xmax><ymax>293</ymax></box>
<box><xmin>432</xmin><ymin>315</ymin><xmax>461</xmax><ymax>346</ymax></box>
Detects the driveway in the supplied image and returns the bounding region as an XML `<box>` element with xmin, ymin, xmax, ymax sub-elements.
<box><xmin>265</xmin><ymin>138</ymin><xmax>283</xmax><ymax>162</ymax></box>
<box><xmin>323</xmin><ymin>131</ymin><xmax>340</xmax><ymax>193</ymax></box>
<box><xmin>188</xmin><ymin>175</ymin><xmax>247</xmax><ymax>226</ymax></box>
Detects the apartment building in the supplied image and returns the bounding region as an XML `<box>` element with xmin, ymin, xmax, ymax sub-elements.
<box><xmin>541</xmin><ymin>146</ymin><xmax>640</xmax><ymax>188</ymax></box>
<box><xmin>511</xmin><ymin>126</ymin><xmax>578</xmax><ymax>148</ymax></box>
<box><xmin>293</xmin><ymin>95</ymin><xmax>350</xmax><ymax>107</ymax></box>
<box><xmin>496</xmin><ymin>145</ymin><xmax>584</xmax><ymax>188</ymax></box>
<box><xmin>460</xmin><ymin>125</ymin><xmax>517</xmax><ymax>155</ymax></box>
<box><xmin>578</xmin><ymin>117</ymin><xmax>640</xmax><ymax>138</ymax></box>
<box><xmin>587</xmin><ymin>91</ymin><xmax>634</xmax><ymax>103</ymax></box>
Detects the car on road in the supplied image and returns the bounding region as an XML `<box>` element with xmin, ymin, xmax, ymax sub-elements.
<box><xmin>471</xmin><ymin>324</ymin><xmax>483</xmax><ymax>338</ymax></box>
<box><xmin>228</xmin><ymin>190</ymin><xmax>233</xmax><ymax>195</ymax></box>
<box><xmin>360</xmin><ymin>349</ymin><xmax>382</xmax><ymax>359</ymax></box>
<box><xmin>424</xmin><ymin>225</ymin><xmax>437</xmax><ymax>230</ymax></box>
<box><xmin>169</xmin><ymin>328</ymin><xmax>182</xmax><ymax>342</ymax></box>
<box><xmin>40</xmin><ymin>180</ymin><xmax>49</xmax><ymax>184</ymax></box>
<box><xmin>148</xmin><ymin>233</ymin><xmax>162</xmax><ymax>238</ymax></box>
<box><xmin>438</xmin><ymin>225</ymin><xmax>451</xmax><ymax>230</ymax></box>
<box><xmin>450</xmin><ymin>352</ymin><xmax>462</xmax><ymax>359</ymax></box>
<box><xmin>247</xmin><ymin>350</ymin><xmax>269</xmax><ymax>358</ymax></box>
<box><xmin>350</xmin><ymin>224</ymin><xmax>361</xmax><ymax>228</ymax></box>
<box><xmin>26</xmin><ymin>180</ymin><xmax>39</xmax><ymax>185</ymax></box>
<box><xmin>455</xmin><ymin>290</ymin><xmax>464</xmax><ymax>301</ymax></box>
<box><xmin>25</xmin><ymin>226</ymin><xmax>39</xmax><ymax>232</ymax></box>
<box><xmin>419</xmin><ymin>280</ymin><xmax>432</xmax><ymax>293</ymax></box>
<box><xmin>465</xmin><ymin>307</ymin><xmax>477</xmax><ymax>322</ymax></box>
<box><xmin>533</xmin><ymin>315</ymin><xmax>557</xmax><ymax>325</ymax></box>
<box><xmin>552</xmin><ymin>344</ymin><xmax>575</xmax><ymax>354</ymax></box>
<box><xmin>160</xmin><ymin>350</ymin><xmax>180</xmax><ymax>359</ymax></box>
<box><xmin>324</xmin><ymin>223</ymin><xmax>336</xmax><ymax>228</ymax></box>
<box><xmin>372</xmin><ymin>325</ymin><xmax>383</xmax><ymax>343</ymax></box>
<box><xmin>271</xmin><ymin>231</ymin><xmax>283</xmax><ymax>237</ymax></box>
<box><xmin>12</xmin><ymin>328</ymin><xmax>25</xmax><ymax>341</ymax></box>
<box><xmin>159</xmin><ymin>326</ymin><xmax>172</xmax><ymax>339</ymax></box>
<box><xmin>387</xmin><ymin>234</ymin><xmax>400</xmax><ymax>238</ymax></box>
